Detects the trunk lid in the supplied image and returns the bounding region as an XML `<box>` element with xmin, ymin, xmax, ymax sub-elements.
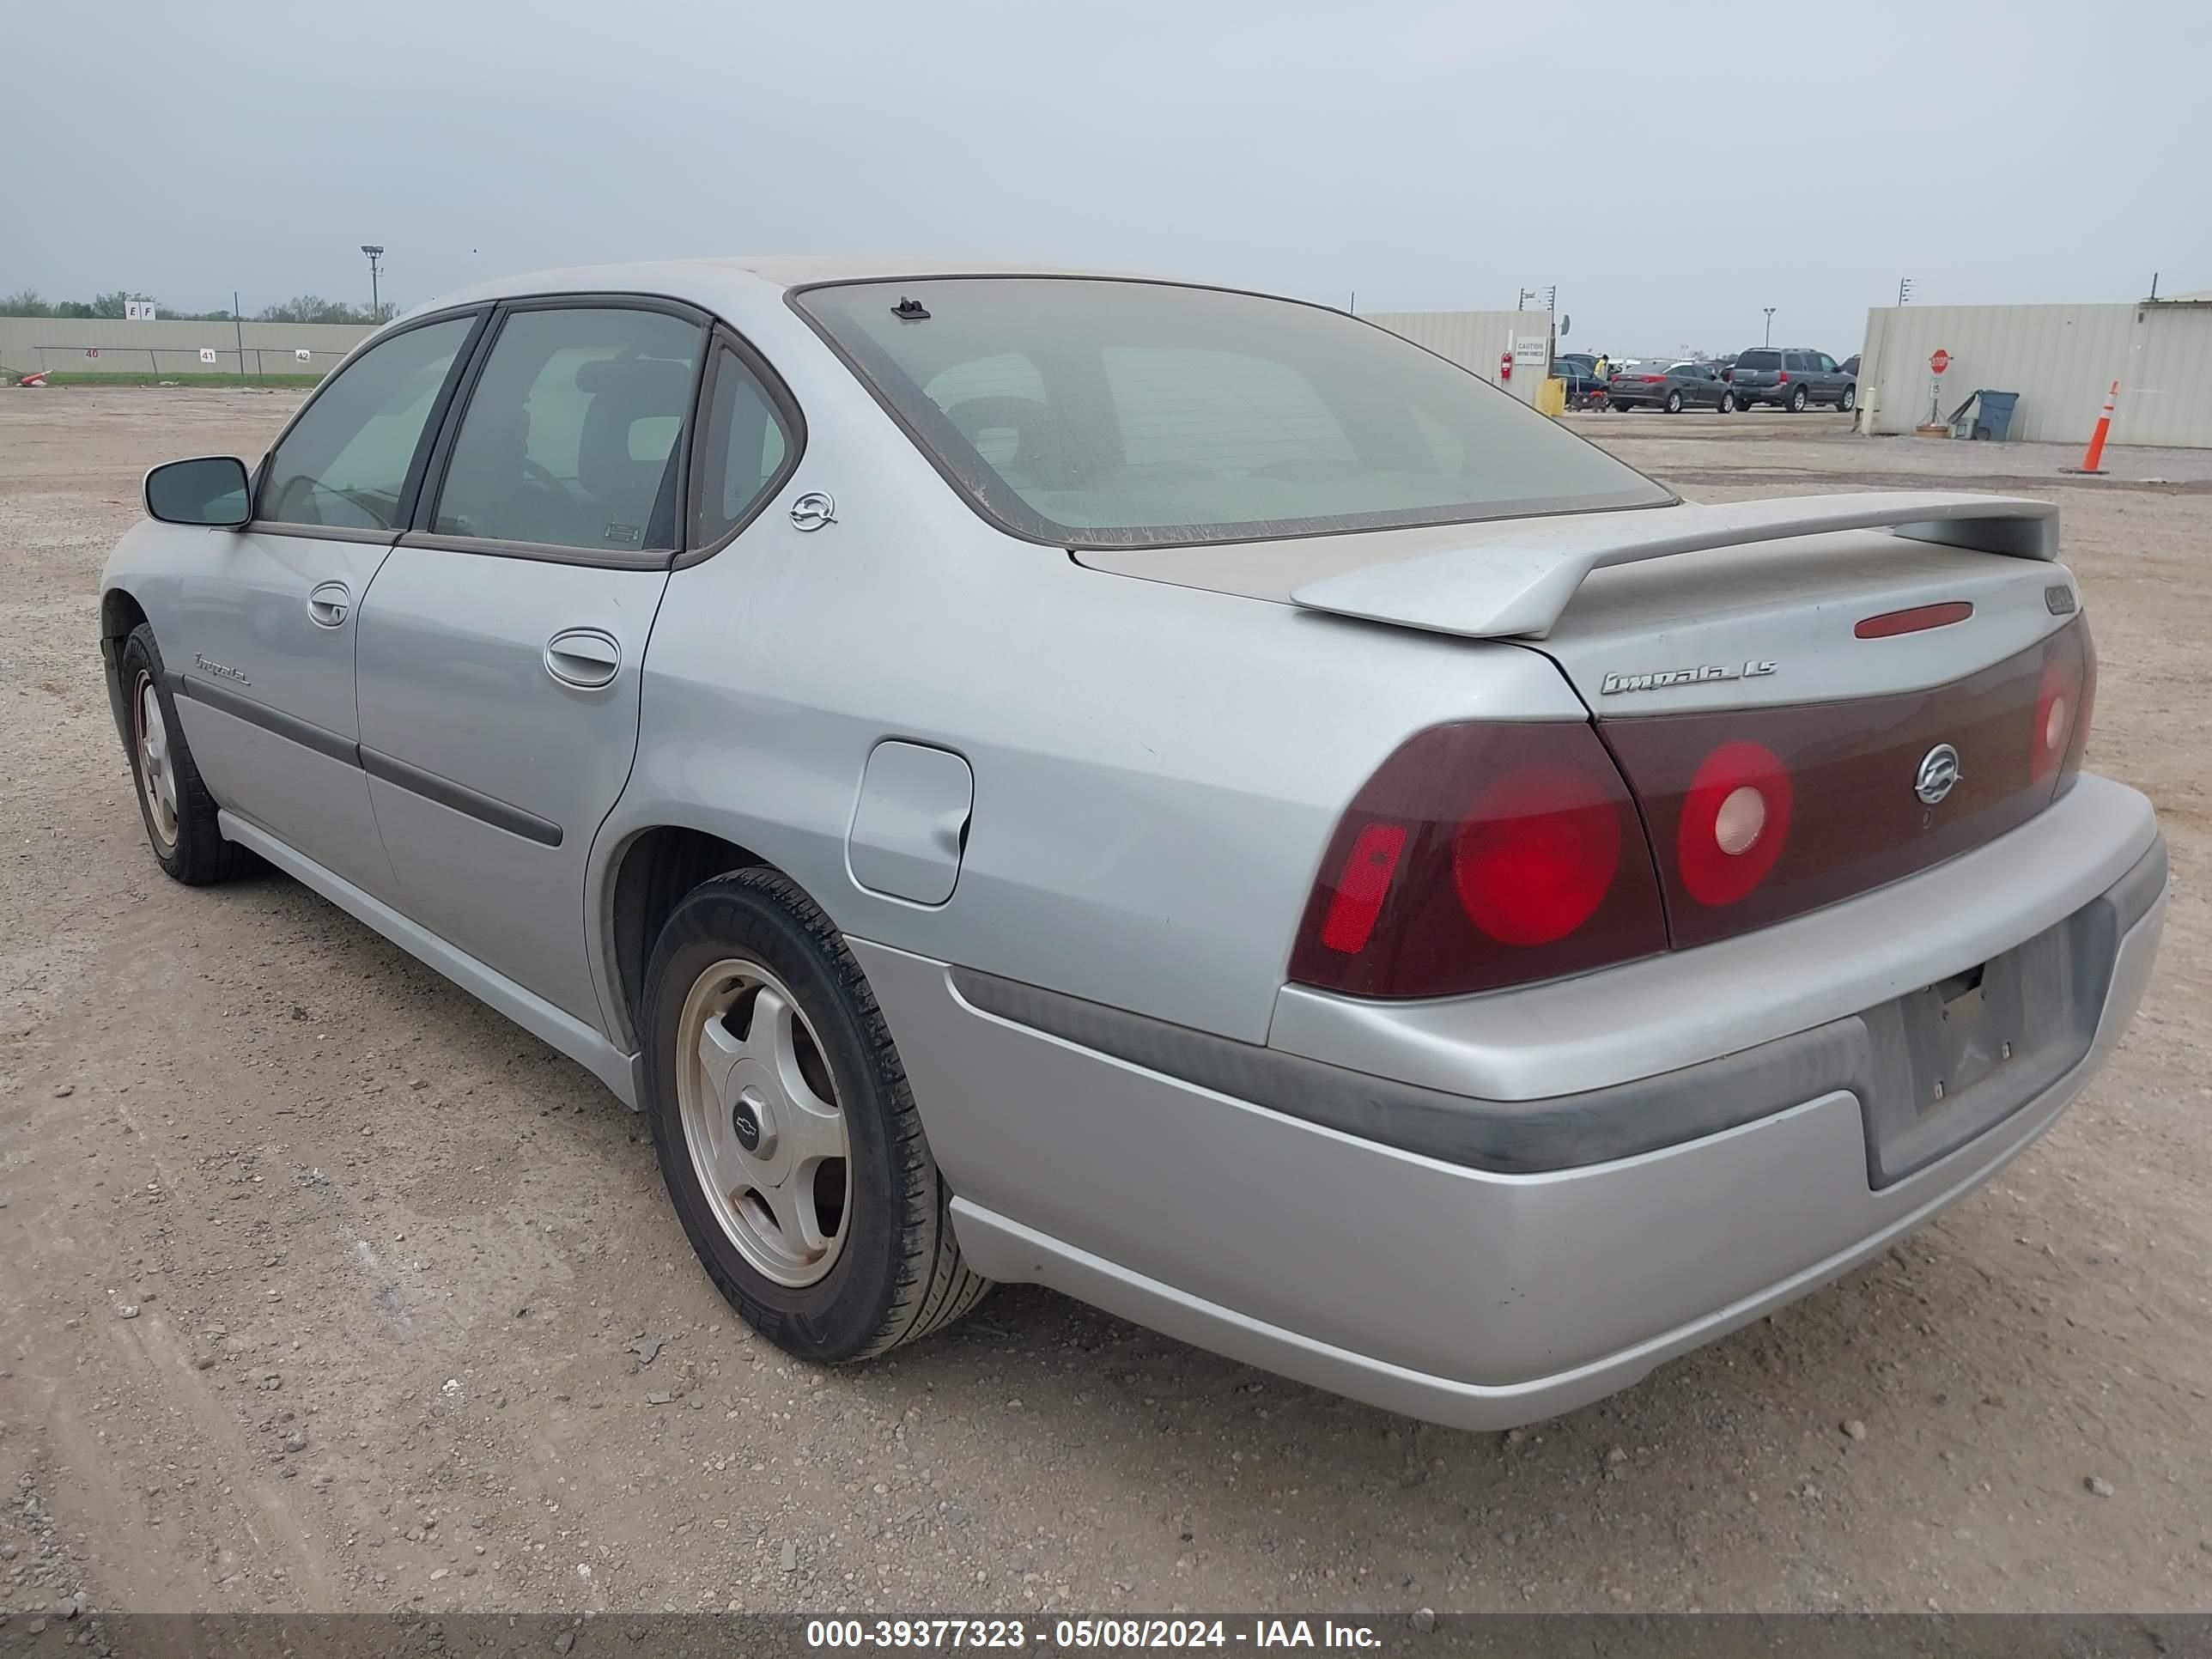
<box><xmin>1519</xmin><ymin>525</ymin><xmax>2093</xmax><ymax>951</ymax></box>
<box><xmin>1275</xmin><ymin>491</ymin><xmax>2094</xmax><ymax>955</ymax></box>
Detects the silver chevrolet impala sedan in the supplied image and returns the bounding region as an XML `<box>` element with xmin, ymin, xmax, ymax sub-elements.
<box><xmin>100</xmin><ymin>259</ymin><xmax>2166</xmax><ymax>1428</ymax></box>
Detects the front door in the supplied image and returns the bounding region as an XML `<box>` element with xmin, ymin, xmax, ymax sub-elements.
<box><xmin>169</xmin><ymin>312</ymin><xmax>482</xmax><ymax>895</ymax></box>
<box><xmin>352</xmin><ymin>301</ymin><xmax>709</xmax><ymax>1027</ymax></box>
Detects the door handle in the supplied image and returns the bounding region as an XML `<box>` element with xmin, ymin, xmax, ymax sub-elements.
<box><xmin>307</xmin><ymin>581</ymin><xmax>350</xmax><ymax>629</ymax></box>
<box><xmin>544</xmin><ymin>628</ymin><xmax>622</xmax><ymax>690</ymax></box>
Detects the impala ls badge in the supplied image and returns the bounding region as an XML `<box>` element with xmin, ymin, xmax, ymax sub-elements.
<box><xmin>1915</xmin><ymin>744</ymin><xmax>1962</xmax><ymax>805</ymax></box>
<box><xmin>1599</xmin><ymin>659</ymin><xmax>1777</xmax><ymax>696</ymax></box>
<box><xmin>194</xmin><ymin>653</ymin><xmax>249</xmax><ymax>686</ymax></box>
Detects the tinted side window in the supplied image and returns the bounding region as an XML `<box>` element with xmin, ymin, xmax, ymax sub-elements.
<box><xmin>691</xmin><ymin>344</ymin><xmax>797</xmax><ymax>546</ymax></box>
<box><xmin>1783</xmin><ymin>350</ymin><xmax>1812</xmax><ymax>372</ymax></box>
<box><xmin>1815</xmin><ymin>353</ymin><xmax>1838</xmax><ymax>372</ymax></box>
<box><xmin>1737</xmin><ymin>349</ymin><xmax>1780</xmax><ymax>371</ymax></box>
<box><xmin>433</xmin><ymin>307</ymin><xmax>704</xmax><ymax>552</ymax></box>
<box><xmin>257</xmin><ymin>317</ymin><xmax>475</xmax><ymax>530</ymax></box>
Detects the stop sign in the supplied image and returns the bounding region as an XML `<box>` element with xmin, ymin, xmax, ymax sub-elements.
<box><xmin>1929</xmin><ymin>349</ymin><xmax>1952</xmax><ymax>375</ymax></box>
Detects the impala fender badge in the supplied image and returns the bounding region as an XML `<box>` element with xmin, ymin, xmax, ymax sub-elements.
<box><xmin>789</xmin><ymin>491</ymin><xmax>837</xmax><ymax>532</ymax></box>
<box><xmin>1599</xmin><ymin>659</ymin><xmax>1777</xmax><ymax>696</ymax></box>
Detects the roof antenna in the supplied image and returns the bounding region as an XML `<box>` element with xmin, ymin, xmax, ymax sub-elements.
<box><xmin>891</xmin><ymin>297</ymin><xmax>931</xmax><ymax>321</ymax></box>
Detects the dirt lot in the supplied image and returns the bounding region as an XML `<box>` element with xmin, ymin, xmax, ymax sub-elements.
<box><xmin>3</xmin><ymin>391</ymin><xmax>2209</xmax><ymax>1619</ymax></box>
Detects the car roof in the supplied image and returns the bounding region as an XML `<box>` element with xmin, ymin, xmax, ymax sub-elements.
<box><xmin>405</xmin><ymin>256</ymin><xmax>1159</xmax><ymax>319</ymax></box>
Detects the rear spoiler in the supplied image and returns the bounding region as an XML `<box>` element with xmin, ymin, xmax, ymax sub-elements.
<box><xmin>1290</xmin><ymin>492</ymin><xmax>2059</xmax><ymax>641</ymax></box>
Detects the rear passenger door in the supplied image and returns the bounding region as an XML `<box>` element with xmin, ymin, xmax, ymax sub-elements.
<box><xmin>350</xmin><ymin>299</ymin><xmax>709</xmax><ymax>1026</ymax></box>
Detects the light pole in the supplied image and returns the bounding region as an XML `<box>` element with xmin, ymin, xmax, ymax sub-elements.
<box><xmin>1762</xmin><ymin>307</ymin><xmax>1777</xmax><ymax>346</ymax></box>
<box><xmin>361</xmin><ymin>246</ymin><xmax>385</xmax><ymax>320</ymax></box>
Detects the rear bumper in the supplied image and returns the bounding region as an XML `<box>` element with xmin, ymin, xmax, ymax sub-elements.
<box><xmin>858</xmin><ymin>779</ymin><xmax>2166</xmax><ymax>1430</ymax></box>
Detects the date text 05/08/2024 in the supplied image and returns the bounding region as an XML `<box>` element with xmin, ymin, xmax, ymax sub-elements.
<box><xmin>805</xmin><ymin>1619</ymin><xmax>1385</xmax><ymax>1650</ymax></box>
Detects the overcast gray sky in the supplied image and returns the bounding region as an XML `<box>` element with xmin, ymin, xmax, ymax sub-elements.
<box><xmin>6</xmin><ymin>0</ymin><xmax>2202</xmax><ymax>356</ymax></box>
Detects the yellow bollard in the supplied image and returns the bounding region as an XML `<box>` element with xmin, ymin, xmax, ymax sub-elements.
<box><xmin>1535</xmin><ymin>376</ymin><xmax>1568</xmax><ymax>418</ymax></box>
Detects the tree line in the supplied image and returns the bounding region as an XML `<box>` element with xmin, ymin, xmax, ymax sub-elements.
<box><xmin>0</xmin><ymin>289</ymin><xmax>394</xmax><ymax>325</ymax></box>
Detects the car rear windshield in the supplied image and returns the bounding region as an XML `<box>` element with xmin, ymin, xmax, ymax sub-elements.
<box><xmin>1735</xmin><ymin>349</ymin><xmax>1781</xmax><ymax>370</ymax></box>
<box><xmin>794</xmin><ymin>278</ymin><xmax>1671</xmax><ymax>548</ymax></box>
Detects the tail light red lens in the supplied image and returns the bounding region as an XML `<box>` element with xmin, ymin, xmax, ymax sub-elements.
<box><xmin>2037</xmin><ymin>617</ymin><xmax>2096</xmax><ymax>792</ymax></box>
<box><xmin>1452</xmin><ymin>760</ymin><xmax>1622</xmax><ymax>945</ymax></box>
<box><xmin>1639</xmin><ymin>374</ymin><xmax>1664</xmax><ymax>383</ymax></box>
<box><xmin>1289</xmin><ymin>722</ymin><xmax>1667</xmax><ymax>999</ymax></box>
<box><xmin>1674</xmin><ymin>740</ymin><xmax>1792</xmax><ymax>907</ymax></box>
<box><xmin>1316</xmin><ymin>823</ymin><xmax>1406</xmax><ymax>953</ymax></box>
<box><xmin>1777</xmin><ymin>371</ymin><xmax>1790</xmax><ymax>383</ymax></box>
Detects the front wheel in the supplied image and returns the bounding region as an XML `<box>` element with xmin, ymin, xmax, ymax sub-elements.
<box><xmin>1838</xmin><ymin>385</ymin><xmax>1856</xmax><ymax>413</ymax></box>
<box><xmin>641</xmin><ymin>868</ymin><xmax>990</xmax><ymax>1363</ymax></box>
<box><xmin>117</xmin><ymin>623</ymin><xmax>258</xmax><ymax>885</ymax></box>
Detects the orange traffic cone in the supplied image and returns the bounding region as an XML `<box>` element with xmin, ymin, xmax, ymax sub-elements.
<box><xmin>2065</xmin><ymin>380</ymin><xmax>2119</xmax><ymax>474</ymax></box>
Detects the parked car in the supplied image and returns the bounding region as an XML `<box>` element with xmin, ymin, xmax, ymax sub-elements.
<box><xmin>101</xmin><ymin>258</ymin><xmax>2164</xmax><ymax>1431</ymax></box>
<box><xmin>1727</xmin><ymin>346</ymin><xmax>1856</xmax><ymax>411</ymax></box>
<box><xmin>1608</xmin><ymin>359</ymin><xmax>1735</xmax><ymax>412</ymax></box>
<box><xmin>1553</xmin><ymin>355</ymin><xmax>1609</xmax><ymax>408</ymax></box>
<box><xmin>1841</xmin><ymin>353</ymin><xmax>1860</xmax><ymax>377</ymax></box>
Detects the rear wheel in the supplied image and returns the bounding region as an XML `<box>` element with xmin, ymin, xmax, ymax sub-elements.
<box><xmin>118</xmin><ymin>623</ymin><xmax>258</xmax><ymax>885</ymax></box>
<box><xmin>1789</xmin><ymin>385</ymin><xmax>1809</xmax><ymax>412</ymax></box>
<box><xmin>1838</xmin><ymin>385</ymin><xmax>1856</xmax><ymax>413</ymax></box>
<box><xmin>642</xmin><ymin>868</ymin><xmax>989</xmax><ymax>1363</ymax></box>
<box><xmin>1663</xmin><ymin>389</ymin><xmax>1685</xmax><ymax>414</ymax></box>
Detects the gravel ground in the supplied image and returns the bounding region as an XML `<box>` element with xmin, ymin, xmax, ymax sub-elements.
<box><xmin>2</xmin><ymin>391</ymin><xmax>2208</xmax><ymax>1620</ymax></box>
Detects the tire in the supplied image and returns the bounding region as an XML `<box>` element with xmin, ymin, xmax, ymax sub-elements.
<box><xmin>1663</xmin><ymin>390</ymin><xmax>1685</xmax><ymax>414</ymax></box>
<box><xmin>117</xmin><ymin>623</ymin><xmax>259</xmax><ymax>885</ymax></box>
<box><xmin>1789</xmin><ymin>386</ymin><xmax>1809</xmax><ymax>413</ymax></box>
<box><xmin>641</xmin><ymin>867</ymin><xmax>990</xmax><ymax>1364</ymax></box>
<box><xmin>1718</xmin><ymin>392</ymin><xmax>1736</xmax><ymax>413</ymax></box>
<box><xmin>1838</xmin><ymin>385</ymin><xmax>1856</xmax><ymax>413</ymax></box>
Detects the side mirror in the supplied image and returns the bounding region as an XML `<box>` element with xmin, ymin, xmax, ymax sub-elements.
<box><xmin>145</xmin><ymin>456</ymin><xmax>251</xmax><ymax>527</ymax></box>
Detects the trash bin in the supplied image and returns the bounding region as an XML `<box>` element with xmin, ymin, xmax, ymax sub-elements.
<box><xmin>1971</xmin><ymin>391</ymin><xmax>2019</xmax><ymax>441</ymax></box>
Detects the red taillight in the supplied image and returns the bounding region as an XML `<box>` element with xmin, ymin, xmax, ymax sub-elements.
<box><xmin>2035</xmin><ymin>619</ymin><xmax>2096</xmax><ymax>789</ymax></box>
<box><xmin>1316</xmin><ymin>823</ymin><xmax>1405</xmax><ymax>953</ymax></box>
<box><xmin>1674</xmin><ymin>740</ymin><xmax>1793</xmax><ymax>907</ymax></box>
<box><xmin>1776</xmin><ymin>371</ymin><xmax>1789</xmax><ymax>383</ymax></box>
<box><xmin>1639</xmin><ymin>374</ymin><xmax>1664</xmax><ymax>382</ymax></box>
<box><xmin>1452</xmin><ymin>760</ymin><xmax>1622</xmax><ymax>945</ymax></box>
<box><xmin>1855</xmin><ymin>600</ymin><xmax>1974</xmax><ymax>639</ymax></box>
<box><xmin>1289</xmin><ymin>722</ymin><xmax>1668</xmax><ymax>999</ymax></box>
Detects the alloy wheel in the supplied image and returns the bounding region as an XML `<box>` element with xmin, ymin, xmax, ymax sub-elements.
<box><xmin>674</xmin><ymin>957</ymin><xmax>852</xmax><ymax>1287</ymax></box>
<box><xmin>131</xmin><ymin>670</ymin><xmax>179</xmax><ymax>852</ymax></box>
